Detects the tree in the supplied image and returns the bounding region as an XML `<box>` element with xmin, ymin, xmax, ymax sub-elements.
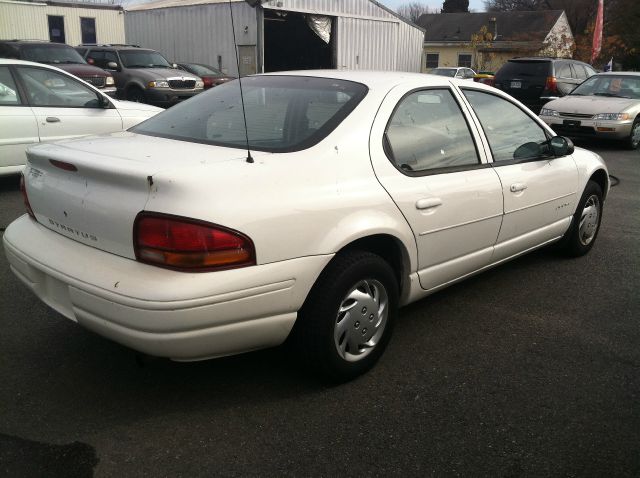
<box><xmin>483</xmin><ymin>0</ymin><xmax>538</xmax><ymax>11</ymax></box>
<box><xmin>397</xmin><ymin>2</ymin><xmax>437</xmax><ymax>22</ymax></box>
<box><xmin>442</xmin><ymin>0</ymin><xmax>469</xmax><ymax>13</ymax></box>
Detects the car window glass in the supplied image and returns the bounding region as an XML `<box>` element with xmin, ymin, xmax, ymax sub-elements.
<box><xmin>18</xmin><ymin>67</ymin><xmax>101</xmax><ymax>108</ymax></box>
<box><xmin>462</xmin><ymin>89</ymin><xmax>549</xmax><ymax>162</ymax></box>
<box><xmin>0</xmin><ymin>66</ymin><xmax>21</xmax><ymax>105</ymax></box>
<box><xmin>133</xmin><ymin>76</ymin><xmax>368</xmax><ymax>152</ymax></box>
<box><xmin>571</xmin><ymin>75</ymin><xmax>640</xmax><ymax>99</ymax></box>
<box><xmin>384</xmin><ymin>89</ymin><xmax>479</xmax><ymax>172</ymax></box>
<box><xmin>573</xmin><ymin>64</ymin><xmax>588</xmax><ymax>80</ymax></box>
<box><xmin>557</xmin><ymin>63</ymin><xmax>572</xmax><ymax>78</ymax></box>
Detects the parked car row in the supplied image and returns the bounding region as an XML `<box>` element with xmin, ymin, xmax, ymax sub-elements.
<box><xmin>0</xmin><ymin>40</ymin><xmax>235</xmax><ymax>107</ymax></box>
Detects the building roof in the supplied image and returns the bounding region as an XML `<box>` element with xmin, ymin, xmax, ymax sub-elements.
<box><xmin>417</xmin><ymin>10</ymin><xmax>565</xmax><ymax>43</ymax></box>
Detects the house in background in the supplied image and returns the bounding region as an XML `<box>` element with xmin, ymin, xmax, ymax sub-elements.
<box><xmin>416</xmin><ymin>10</ymin><xmax>574</xmax><ymax>73</ymax></box>
<box><xmin>0</xmin><ymin>0</ymin><xmax>125</xmax><ymax>46</ymax></box>
<box><xmin>124</xmin><ymin>0</ymin><xmax>425</xmax><ymax>76</ymax></box>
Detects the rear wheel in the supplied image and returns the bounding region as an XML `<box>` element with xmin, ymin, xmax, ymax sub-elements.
<box><xmin>626</xmin><ymin>117</ymin><xmax>640</xmax><ymax>150</ymax></box>
<box><xmin>291</xmin><ymin>250</ymin><xmax>398</xmax><ymax>382</ymax></box>
<box><xmin>558</xmin><ymin>180</ymin><xmax>603</xmax><ymax>257</ymax></box>
<box><xmin>126</xmin><ymin>87</ymin><xmax>146</xmax><ymax>103</ymax></box>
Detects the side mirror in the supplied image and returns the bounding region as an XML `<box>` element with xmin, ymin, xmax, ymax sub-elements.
<box><xmin>549</xmin><ymin>136</ymin><xmax>574</xmax><ymax>156</ymax></box>
<box><xmin>106</xmin><ymin>61</ymin><xmax>119</xmax><ymax>70</ymax></box>
<box><xmin>99</xmin><ymin>94</ymin><xmax>111</xmax><ymax>109</ymax></box>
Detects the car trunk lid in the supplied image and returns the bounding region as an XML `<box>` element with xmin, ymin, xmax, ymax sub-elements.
<box><xmin>23</xmin><ymin>132</ymin><xmax>254</xmax><ymax>259</ymax></box>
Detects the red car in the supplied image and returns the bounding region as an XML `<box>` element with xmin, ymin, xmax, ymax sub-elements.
<box><xmin>177</xmin><ymin>63</ymin><xmax>235</xmax><ymax>89</ymax></box>
<box><xmin>0</xmin><ymin>40</ymin><xmax>116</xmax><ymax>96</ymax></box>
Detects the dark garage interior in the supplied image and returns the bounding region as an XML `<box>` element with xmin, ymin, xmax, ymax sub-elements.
<box><xmin>263</xmin><ymin>9</ymin><xmax>334</xmax><ymax>72</ymax></box>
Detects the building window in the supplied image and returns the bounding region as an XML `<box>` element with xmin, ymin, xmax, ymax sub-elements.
<box><xmin>48</xmin><ymin>15</ymin><xmax>65</xmax><ymax>44</ymax></box>
<box><xmin>80</xmin><ymin>18</ymin><xmax>97</xmax><ymax>44</ymax></box>
<box><xmin>426</xmin><ymin>53</ymin><xmax>439</xmax><ymax>69</ymax></box>
<box><xmin>458</xmin><ymin>53</ymin><xmax>472</xmax><ymax>68</ymax></box>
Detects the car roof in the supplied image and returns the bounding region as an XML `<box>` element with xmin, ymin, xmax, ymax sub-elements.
<box><xmin>262</xmin><ymin>69</ymin><xmax>492</xmax><ymax>91</ymax></box>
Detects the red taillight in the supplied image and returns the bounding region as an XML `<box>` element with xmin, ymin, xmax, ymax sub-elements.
<box><xmin>19</xmin><ymin>173</ymin><xmax>35</xmax><ymax>219</ymax></box>
<box><xmin>545</xmin><ymin>76</ymin><xmax>558</xmax><ymax>93</ymax></box>
<box><xmin>133</xmin><ymin>213</ymin><xmax>256</xmax><ymax>272</ymax></box>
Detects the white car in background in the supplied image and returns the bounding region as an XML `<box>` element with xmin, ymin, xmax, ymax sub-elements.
<box><xmin>430</xmin><ymin>67</ymin><xmax>477</xmax><ymax>81</ymax></box>
<box><xmin>0</xmin><ymin>59</ymin><xmax>162</xmax><ymax>176</ymax></box>
<box><xmin>4</xmin><ymin>71</ymin><xmax>608</xmax><ymax>381</ymax></box>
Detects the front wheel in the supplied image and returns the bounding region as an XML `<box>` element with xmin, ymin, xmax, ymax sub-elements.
<box><xmin>291</xmin><ymin>250</ymin><xmax>398</xmax><ymax>382</ymax></box>
<box><xmin>126</xmin><ymin>87</ymin><xmax>146</xmax><ymax>103</ymax></box>
<box><xmin>558</xmin><ymin>180</ymin><xmax>603</xmax><ymax>257</ymax></box>
<box><xmin>625</xmin><ymin>118</ymin><xmax>640</xmax><ymax>150</ymax></box>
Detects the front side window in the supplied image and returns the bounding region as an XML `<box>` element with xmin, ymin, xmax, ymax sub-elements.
<box><xmin>384</xmin><ymin>89</ymin><xmax>479</xmax><ymax>173</ymax></box>
<box><xmin>458</xmin><ymin>54</ymin><xmax>472</xmax><ymax>68</ymax></box>
<box><xmin>18</xmin><ymin>67</ymin><xmax>101</xmax><ymax>108</ymax></box>
<box><xmin>462</xmin><ymin>89</ymin><xmax>549</xmax><ymax>162</ymax></box>
<box><xmin>426</xmin><ymin>53</ymin><xmax>439</xmax><ymax>69</ymax></box>
<box><xmin>133</xmin><ymin>76</ymin><xmax>368</xmax><ymax>152</ymax></box>
<box><xmin>0</xmin><ymin>66</ymin><xmax>20</xmax><ymax>105</ymax></box>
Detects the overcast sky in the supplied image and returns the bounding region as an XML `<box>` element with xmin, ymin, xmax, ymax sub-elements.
<box><xmin>379</xmin><ymin>0</ymin><xmax>485</xmax><ymax>12</ymax></box>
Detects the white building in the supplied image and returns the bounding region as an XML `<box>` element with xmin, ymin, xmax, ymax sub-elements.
<box><xmin>0</xmin><ymin>0</ymin><xmax>125</xmax><ymax>45</ymax></box>
<box><xmin>124</xmin><ymin>0</ymin><xmax>425</xmax><ymax>76</ymax></box>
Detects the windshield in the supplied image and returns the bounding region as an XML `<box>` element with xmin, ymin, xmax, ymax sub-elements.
<box><xmin>132</xmin><ymin>75</ymin><xmax>368</xmax><ymax>152</ymax></box>
<box><xmin>21</xmin><ymin>45</ymin><xmax>86</xmax><ymax>64</ymax></box>
<box><xmin>119</xmin><ymin>50</ymin><xmax>172</xmax><ymax>68</ymax></box>
<box><xmin>431</xmin><ymin>69</ymin><xmax>456</xmax><ymax>77</ymax></box>
<box><xmin>571</xmin><ymin>75</ymin><xmax>640</xmax><ymax>99</ymax></box>
<box><xmin>185</xmin><ymin>64</ymin><xmax>224</xmax><ymax>77</ymax></box>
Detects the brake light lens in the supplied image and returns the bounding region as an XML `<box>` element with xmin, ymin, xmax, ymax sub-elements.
<box><xmin>134</xmin><ymin>213</ymin><xmax>256</xmax><ymax>272</ymax></box>
<box><xmin>545</xmin><ymin>76</ymin><xmax>558</xmax><ymax>93</ymax></box>
<box><xmin>19</xmin><ymin>173</ymin><xmax>35</xmax><ymax>219</ymax></box>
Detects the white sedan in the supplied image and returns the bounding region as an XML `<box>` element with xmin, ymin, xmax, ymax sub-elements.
<box><xmin>3</xmin><ymin>71</ymin><xmax>608</xmax><ymax>381</ymax></box>
<box><xmin>0</xmin><ymin>59</ymin><xmax>162</xmax><ymax>176</ymax></box>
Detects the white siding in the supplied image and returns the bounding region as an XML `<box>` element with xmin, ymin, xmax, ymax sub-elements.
<box><xmin>125</xmin><ymin>2</ymin><xmax>257</xmax><ymax>76</ymax></box>
<box><xmin>124</xmin><ymin>0</ymin><xmax>424</xmax><ymax>74</ymax></box>
<box><xmin>0</xmin><ymin>1</ymin><xmax>125</xmax><ymax>45</ymax></box>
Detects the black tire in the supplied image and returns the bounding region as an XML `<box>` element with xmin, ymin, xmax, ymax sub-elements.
<box><xmin>126</xmin><ymin>87</ymin><xmax>146</xmax><ymax>103</ymax></box>
<box><xmin>558</xmin><ymin>180</ymin><xmax>603</xmax><ymax>257</ymax></box>
<box><xmin>290</xmin><ymin>250</ymin><xmax>399</xmax><ymax>382</ymax></box>
<box><xmin>625</xmin><ymin>117</ymin><xmax>640</xmax><ymax>150</ymax></box>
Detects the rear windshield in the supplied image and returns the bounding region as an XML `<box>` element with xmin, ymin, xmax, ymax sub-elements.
<box><xmin>132</xmin><ymin>75</ymin><xmax>369</xmax><ymax>152</ymax></box>
<box><xmin>497</xmin><ymin>61</ymin><xmax>550</xmax><ymax>78</ymax></box>
<box><xmin>21</xmin><ymin>45</ymin><xmax>86</xmax><ymax>65</ymax></box>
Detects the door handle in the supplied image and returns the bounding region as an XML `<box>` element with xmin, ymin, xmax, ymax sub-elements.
<box><xmin>46</xmin><ymin>117</ymin><xmax>60</xmax><ymax>123</ymax></box>
<box><xmin>416</xmin><ymin>198</ymin><xmax>442</xmax><ymax>210</ymax></box>
<box><xmin>510</xmin><ymin>183</ymin><xmax>528</xmax><ymax>193</ymax></box>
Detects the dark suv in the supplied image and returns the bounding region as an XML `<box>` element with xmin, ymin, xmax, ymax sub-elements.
<box><xmin>494</xmin><ymin>57</ymin><xmax>597</xmax><ymax>113</ymax></box>
<box><xmin>0</xmin><ymin>40</ymin><xmax>116</xmax><ymax>96</ymax></box>
<box><xmin>76</xmin><ymin>44</ymin><xmax>203</xmax><ymax>107</ymax></box>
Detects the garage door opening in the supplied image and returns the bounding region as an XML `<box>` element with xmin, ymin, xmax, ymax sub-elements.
<box><xmin>263</xmin><ymin>9</ymin><xmax>335</xmax><ymax>72</ymax></box>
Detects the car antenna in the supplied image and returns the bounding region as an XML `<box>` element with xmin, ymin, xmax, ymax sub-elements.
<box><xmin>229</xmin><ymin>0</ymin><xmax>260</xmax><ymax>164</ymax></box>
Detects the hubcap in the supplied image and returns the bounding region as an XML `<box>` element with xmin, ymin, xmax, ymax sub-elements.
<box><xmin>334</xmin><ymin>279</ymin><xmax>388</xmax><ymax>362</ymax></box>
<box><xmin>632</xmin><ymin>123</ymin><xmax>640</xmax><ymax>147</ymax></box>
<box><xmin>578</xmin><ymin>194</ymin><xmax>600</xmax><ymax>246</ymax></box>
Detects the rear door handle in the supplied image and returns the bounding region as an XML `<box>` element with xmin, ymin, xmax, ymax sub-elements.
<box><xmin>510</xmin><ymin>183</ymin><xmax>528</xmax><ymax>193</ymax></box>
<box><xmin>46</xmin><ymin>117</ymin><xmax>60</xmax><ymax>123</ymax></box>
<box><xmin>416</xmin><ymin>198</ymin><xmax>442</xmax><ymax>210</ymax></box>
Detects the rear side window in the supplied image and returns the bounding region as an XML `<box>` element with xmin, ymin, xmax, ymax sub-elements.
<box><xmin>384</xmin><ymin>89</ymin><xmax>479</xmax><ymax>173</ymax></box>
<box><xmin>133</xmin><ymin>76</ymin><xmax>368</xmax><ymax>152</ymax></box>
<box><xmin>497</xmin><ymin>61</ymin><xmax>550</xmax><ymax>79</ymax></box>
<box><xmin>0</xmin><ymin>66</ymin><xmax>21</xmax><ymax>105</ymax></box>
<box><xmin>556</xmin><ymin>63</ymin><xmax>572</xmax><ymax>78</ymax></box>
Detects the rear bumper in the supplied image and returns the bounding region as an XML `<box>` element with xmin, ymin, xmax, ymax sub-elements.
<box><xmin>3</xmin><ymin>215</ymin><xmax>332</xmax><ymax>360</ymax></box>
